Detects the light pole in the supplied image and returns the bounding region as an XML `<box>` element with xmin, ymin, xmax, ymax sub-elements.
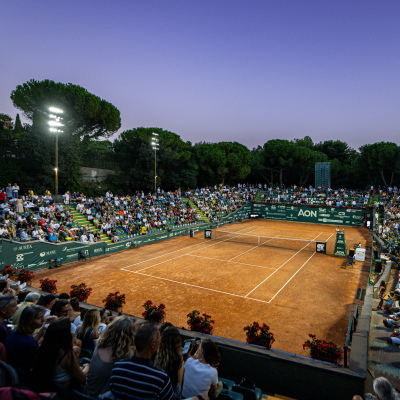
<box><xmin>151</xmin><ymin>133</ymin><xmax>159</xmax><ymax>194</ymax></box>
<box><xmin>48</xmin><ymin>107</ymin><xmax>63</xmax><ymax>195</ymax></box>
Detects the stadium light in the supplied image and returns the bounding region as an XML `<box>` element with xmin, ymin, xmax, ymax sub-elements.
<box><xmin>48</xmin><ymin>107</ymin><xmax>63</xmax><ymax>195</ymax></box>
<box><xmin>151</xmin><ymin>132</ymin><xmax>159</xmax><ymax>194</ymax></box>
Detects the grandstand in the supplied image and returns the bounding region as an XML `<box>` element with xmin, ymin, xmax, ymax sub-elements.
<box><xmin>0</xmin><ymin>185</ymin><xmax>399</xmax><ymax>399</ymax></box>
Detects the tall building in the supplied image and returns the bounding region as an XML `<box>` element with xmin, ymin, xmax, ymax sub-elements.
<box><xmin>315</xmin><ymin>162</ymin><xmax>331</xmax><ymax>188</ymax></box>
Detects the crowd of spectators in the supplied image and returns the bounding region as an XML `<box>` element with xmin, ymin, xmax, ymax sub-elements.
<box><xmin>2</xmin><ymin>182</ymin><xmax>386</xmax><ymax>246</ymax></box>
<box><xmin>0</xmin><ymin>283</ymin><xmax>220</xmax><ymax>400</ymax></box>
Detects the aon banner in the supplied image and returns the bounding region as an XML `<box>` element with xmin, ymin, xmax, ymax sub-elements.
<box><xmin>252</xmin><ymin>204</ymin><xmax>363</xmax><ymax>226</ymax></box>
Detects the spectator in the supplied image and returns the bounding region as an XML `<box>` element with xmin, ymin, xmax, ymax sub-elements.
<box><xmin>364</xmin><ymin>376</ymin><xmax>398</xmax><ymax>400</ymax></box>
<box><xmin>32</xmin><ymin>317</ymin><xmax>89</xmax><ymax>391</ymax></box>
<box><xmin>4</xmin><ymin>304</ymin><xmax>47</xmax><ymax>374</ymax></box>
<box><xmin>181</xmin><ymin>339</ymin><xmax>220</xmax><ymax>399</ymax></box>
<box><xmin>76</xmin><ymin>309</ymin><xmax>100</xmax><ymax>353</ymax></box>
<box><xmin>84</xmin><ymin>316</ymin><xmax>137</xmax><ymax>397</ymax></box>
<box><xmin>12</xmin><ymin>183</ymin><xmax>20</xmax><ymax>199</ymax></box>
<box><xmin>12</xmin><ymin>292</ymin><xmax>41</xmax><ymax>325</ymax></box>
<box><xmin>109</xmin><ymin>322</ymin><xmax>175</xmax><ymax>400</ymax></box>
<box><xmin>0</xmin><ymin>295</ymin><xmax>18</xmax><ymax>342</ymax></box>
<box><xmin>39</xmin><ymin>294</ymin><xmax>57</xmax><ymax>318</ymax></box>
<box><xmin>155</xmin><ymin>327</ymin><xmax>185</xmax><ymax>398</ymax></box>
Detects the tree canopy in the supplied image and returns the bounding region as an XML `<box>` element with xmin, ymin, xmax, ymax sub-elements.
<box><xmin>11</xmin><ymin>79</ymin><xmax>121</xmax><ymax>139</ymax></box>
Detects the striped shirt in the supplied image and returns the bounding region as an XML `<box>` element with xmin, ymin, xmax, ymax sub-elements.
<box><xmin>110</xmin><ymin>355</ymin><xmax>175</xmax><ymax>400</ymax></box>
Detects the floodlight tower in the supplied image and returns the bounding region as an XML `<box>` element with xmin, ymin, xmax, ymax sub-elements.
<box><xmin>151</xmin><ymin>133</ymin><xmax>159</xmax><ymax>194</ymax></box>
<box><xmin>48</xmin><ymin>107</ymin><xmax>63</xmax><ymax>195</ymax></box>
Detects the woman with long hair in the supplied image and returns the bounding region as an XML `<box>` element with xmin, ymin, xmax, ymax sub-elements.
<box><xmin>4</xmin><ymin>305</ymin><xmax>46</xmax><ymax>374</ymax></box>
<box><xmin>84</xmin><ymin>316</ymin><xmax>137</xmax><ymax>397</ymax></box>
<box><xmin>75</xmin><ymin>309</ymin><xmax>100</xmax><ymax>353</ymax></box>
<box><xmin>32</xmin><ymin>317</ymin><xmax>89</xmax><ymax>390</ymax></box>
<box><xmin>154</xmin><ymin>327</ymin><xmax>184</xmax><ymax>398</ymax></box>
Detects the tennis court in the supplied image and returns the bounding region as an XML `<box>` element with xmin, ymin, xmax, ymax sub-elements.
<box><xmin>33</xmin><ymin>219</ymin><xmax>371</xmax><ymax>357</ymax></box>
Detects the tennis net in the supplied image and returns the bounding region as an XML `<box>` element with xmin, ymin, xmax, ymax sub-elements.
<box><xmin>212</xmin><ymin>230</ymin><xmax>322</xmax><ymax>252</ymax></box>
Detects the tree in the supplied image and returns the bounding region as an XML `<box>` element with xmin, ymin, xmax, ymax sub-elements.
<box><xmin>11</xmin><ymin>79</ymin><xmax>121</xmax><ymax>140</ymax></box>
<box><xmin>112</xmin><ymin>127</ymin><xmax>196</xmax><ymax>192</ymax></box>
<box><xmin>194</xmin><ymin>142</ymin><xmax>252</xmax><ymax>186</ymax></box>
<box><xmin>9</xmin><ymin>79</ymin><xmax>121</xmax><ymax>193</ymax></box>
<box><xmin>263</xmin><ymin>139</ymin><xmax>296</xmax><ymax>185</ymax></box>
<box><xmin>357</xmin><ymin>142</ymin><xmax>400</xmax><ymax>187</ymax></box>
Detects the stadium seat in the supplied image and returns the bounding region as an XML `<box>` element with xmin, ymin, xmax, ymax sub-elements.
<box><xmin>220</xmin><ymin>389</ymin><xmax>244</xmax><ymax>400</ymax></box>
<box><xmin>78</xmin><ymin>250</ymin><xmax>90</xmax><ymax>262</ymax></box>
<box><xmin>72</xmin><ymin>389</ymin><xmax>97</xmax><ymax>400</ymax></box>
<box><xmin>0</xmin><ymin>360</ymin><xmax>19</xmax><ymax>386</ymax></box>
<box><xmin>219</xmin><ymin>377</ymin><xmax>235</xmax><ymax>390</ymax></box>
<box><xmin>232</xmin><ymin>385</ymin><xmax>262</xmax><ymax>400</ymax></box>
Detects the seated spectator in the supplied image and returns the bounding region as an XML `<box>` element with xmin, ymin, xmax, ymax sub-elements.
<box><xmin>364</xmin><ymin>376</ymin><xmax>398</xmax><ymax>400</ymax></box>
<box><xmin>0</xmin><ymin>295</ymin><xmax>18</xmax><ymax>342</ymax></box>
<box><xmin>155</xmin><ymin>327</ymin><xmax>184</xmax><ymax>398</ymax></box>
<box><xmin>12</xmin><ymin>292</ymin><xmax>41</xmax><ymax>325</ymax></box>
<box><xmin>32</xmin><ymin>317</ymin><xmax>90</xmax><ymax>391</ymax></box>
<box><xmin>76</xmin><ymin>309</ymin><xmax>100</xmax><ymax>353</ymax></box>
<box><xmin>20</xmin><ymin>228</ymin><xmax>30</xmax><ymax>242</ymax></box>
<box><xmin>84</xmin><ymin>316</ymin><xmax>137</xmax><ymax>397</ymax></box>
<box><xmin>39</xmin><ymin>294</ymin><xmax>57</xmax><ymax>318</ymax></box>
<box><xmin>48</xmin><ymin>232</ymin><xmax>60</xmax><ymax>243</ymax></box>
<box><xmin>181</xmin><ymin>339</ymin><xmax>220</xmax><ymax>399</ymax></box>
<box><xmin>4</xmin><ymin>305</ymin><xmax>47</xmax><ymax>374</ymax></box>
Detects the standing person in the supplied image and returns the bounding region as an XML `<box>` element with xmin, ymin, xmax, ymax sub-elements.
<box><xmin>377</xmin><ymin>281</ymin><xmax>387</xmax><ymax>310</ymax></box>
<box><xmin>16</xmin><ymin>195</ymin><xmax>24</xmax><ymax>214</ymax></box>
<box><xmin>6</xmin><ymin>184</ymin><xmax>12</xmax><ymax>200</ymax></box>
<box><xmin>63</xmin><ymin>191</ymin><xmax>70</xmax><ymax>210</ymax></box>
<box><xmin>12</xmin><ymin>183</ymin><xmax>20</xmax><ymax>199</ymax></box>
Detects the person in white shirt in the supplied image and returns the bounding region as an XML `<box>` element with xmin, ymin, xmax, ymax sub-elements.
<box><xmin>80</xmin><ymin>233</ymin><xmax>88</xmax><ymax>243</ymax></box>
<box><xmin>181</xmin><ymin>340</ymin><xmax>220</xmax><ymax>398</ymax></box>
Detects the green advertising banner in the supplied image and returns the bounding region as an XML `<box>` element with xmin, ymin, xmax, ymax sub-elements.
<box><xmin>251</xmin><ymin>204</ymin><xmax>364</xmax><ymax>226</ymax></box>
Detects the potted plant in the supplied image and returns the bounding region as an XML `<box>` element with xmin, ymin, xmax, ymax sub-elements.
<box><xmin>69</xmin><ymin>283</ymin><xmax>93</xmax><ymax>302</ymax></box>
<box><xmin>1</xmin><ymin>265</ymin><xmax>18</xmax><ymax>280</ymax></box>
<box><xmin>303</xmin><ymin>334</ymin><xmax>343</xmax><ymax>364</ymax></box>
<box><xmin>187</xmin><ymin>310</ymin><xmax>214</xmax><ymax>334</ymax></box>
<box><xmin>17</xmin><ymin>268</ymin><xmax>35</xmax><ymax>285</ymax></box>
<box><xmin>142</xmin><ymin>300</ymin><xmax>166</xmax><ymax>322</ymax></box>
<box><xmin>103</xmin><ymin>291</ymin><xmax>126</xmax><ymax>312</ymax></box>
<box><xmin>39</xmin><ymin>278</ymin><xmax>57</xmax><ymax>293</ymax></box>
<box><xmin>244</xmin><ymin>321</ymin><xmax>275</xmax><ymax>349</ymax></box>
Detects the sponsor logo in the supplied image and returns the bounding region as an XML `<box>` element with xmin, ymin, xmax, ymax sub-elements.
<box><xmin>94</xmin><ymin>248</ymin><xmax>103</xmax><ymax>254</ymax></box>
<box><xmin>39</xmin><ymin>250</ymin><xmax>57</xmax><ymax>257</ymax></box>
<box><xmin>13</xmin><ymin>244</ymin><xmax>33</xmax><ymax>251</ymax></box>
<box><xmin>125</xmin><ymin>242</ymin><xmax>131</xmax><ymax>248</ymax></box>
<box><xmin>67</xmin><ymin>254</ymin><xmax>78</xmax><ymax>258</ymax></box>
<box><xmin>338</xmin><ymin>212</ymin><xmax>345</xmax><ymax>216</ymax></box>
<box><xmin>319</xmin><ymin>214</ymin><xmax>331</xmax><ymax>217</ymax></box>
<box><xmin>335</xmin><ymin>250</ymin><xmax>346</xmax><ymax>256</ymax></box>
<box><xmin>298</xmin><ymin>209</ymin><xmax>317</xmax><ymax>218</ymax></box>
<box><xmin>62</xmin><ymin>246</ymin><xmax>68</xmax><ymax>252</ymax></box>
<box><xmin>16</xmin><ymin>254</ymin><xmax>24</xmax><ymax>262</ymax></box>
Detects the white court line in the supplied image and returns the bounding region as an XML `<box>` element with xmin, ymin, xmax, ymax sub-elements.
<box><xmin>122</xmin><ymin>225</ymin><xmax>259</xmax><ymax>270</ymax></box>
<box><xmin>122</xmin><ymin>269</ymin><xmax>271</xmax><ymax>304</ymax></box>
<box><xmin>227</xmin><ymin>235</ymin><xmax>279</xmax><ymax>262</ymax></box>
<box><xmin>125</xmin><ymin>226</ymin><xmax>264</xmax><ymax>274</ymax></box>
<box><xmin>187</xmin><ymin>254</ymin><xmax>277</xmax><ymax>270</ymax></box>
<box><xmin>244</xmin><ymin>233</ymin><xmax>322</xmax><ymax>299</ymax></box>
<box><xmin>121</xmin><ymin>227</ymin><xmax>329</xmax><ymax>304</ymax></box>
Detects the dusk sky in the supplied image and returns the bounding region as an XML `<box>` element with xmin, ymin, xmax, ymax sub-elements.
<box><xmin>1</xmin><ymin>1</ymin><xmax>400</xmax><ymax>151</ymax></box>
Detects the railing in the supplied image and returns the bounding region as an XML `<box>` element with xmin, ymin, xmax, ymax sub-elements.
<box><xmin>343</xmin><ymin>304</ymin><xmax>359</xmax><ymax>367</ymax></box>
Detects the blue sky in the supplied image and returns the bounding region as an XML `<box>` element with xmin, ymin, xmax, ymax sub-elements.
<box><xmin>1</xmin><ymin>1</ymin><xmax>400</xmax><ymax>151</ymax></box>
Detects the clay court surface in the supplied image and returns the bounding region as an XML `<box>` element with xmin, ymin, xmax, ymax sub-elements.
<box><xmin>34</xmin><ymin>220</ymin><xmax>371</xmax><ymax>357</ymax></box>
